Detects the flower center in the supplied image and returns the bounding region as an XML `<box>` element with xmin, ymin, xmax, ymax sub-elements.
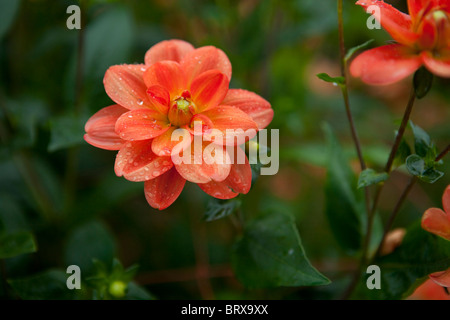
<box><xmin>418</xmin><ymin>9</ymin><xmax>450</xmax><ymax>52</ymax></box>
<box><xmin>168</xmin><ymin>90</ymin><xmax>195</xmax><ymax>127</ymax></box>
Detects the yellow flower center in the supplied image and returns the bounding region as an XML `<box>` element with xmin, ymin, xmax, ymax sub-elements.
<box><xmin>168</xmin><ymin>91</ymin><xmax>195</xmax><ymax>127</ymax></box>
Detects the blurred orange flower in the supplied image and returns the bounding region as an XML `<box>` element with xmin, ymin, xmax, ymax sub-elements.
<box><xmin>84</xmin><ymin>40</ymin><xmax>273</xmax><ymax>209</ymax></box>
<box><xmin>350</xmin><ymin>0</ymin><xmax>450</xmax><ymax>85</ymax></box>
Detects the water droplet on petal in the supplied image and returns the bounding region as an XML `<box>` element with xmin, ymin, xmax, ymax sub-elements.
<box><xmin>137</xmin><ymin>100</ymin><xmax>144</xmax><ymax>106</ymax></box>
<box><xmin>153</xmin><ymin>171</ymin><xmax>160</xmax><ymax>177</ymax></box>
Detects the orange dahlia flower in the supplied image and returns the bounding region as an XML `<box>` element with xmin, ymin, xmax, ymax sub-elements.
<box><xmin>421</xmin><ymin>184</ymin><xmax>450</xmax><ymax>288</ymax></box>
<box><xmin>350</xmin><ymin>0</ymin><xmax>450</xmax><ymax>85</ymax></box>
<box><xmin>84</xmin><ymin>40</ymin><xmax>273</xmax><ymax>210</ymax></box>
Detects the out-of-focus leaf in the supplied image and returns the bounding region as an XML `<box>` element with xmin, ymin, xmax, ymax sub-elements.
<box><xmin>0</xmin><ymin>0</ymin><xmax>21</xmax><ymax>40</ymax></box>
<box><xmin>125</xmin><ymin>282</ymin><xmax>156</xmax><ymax>300</ymax></box>
<box><xmin>64</xmin><ymin>220</ymin><xmax>116</xmax><ymax>276</ymax></box>
<box><xmin>8</xmin><ymin>270</ymin><xmax>78</xmax><ymax>300</ymax></box>
<box><xmin>204</xmin><ymin>198</ymin><xmax>241</xmax><ymax>222</ymax></box>
<box><xmin>0</xmin><ymin>232</ymin><xmax>37</xmax><ymax>259</ymax></box>
<box><xmin>360</xmin><ymin>222</ymin><xmax>450</xmax><ymax>300</ymax></box>
<box><xmin>323</xmin><ymin>124</ymin><xmax>366</xmax><ymax>252</ymax></box>
<box><xmin>5</xmin><ymin>97</ymin><xmax>48</xmax><ymax>148</ymax></box>
<box><xmin>357</xmin><ymin>169</ymin><xmax>388</xmax><ymax>189</ymax></box>
<box><xmin>83</xmin><ymin>6</ymin><xmax>134</xmax><ymax>81</ymax></box>
<box><xmin>231</xmin><ymin>211</ymin><xmax>330</xmax><ymax>288</ymax></box>
<box><xmin>0</xmin><ymin>195</ymin><xmax>29</xmax><ymax>233</ymax></box>
<box><xmin>48</xmin><ymin>114</ymin><xmax>86</xmax><ymax>152</ymax></box>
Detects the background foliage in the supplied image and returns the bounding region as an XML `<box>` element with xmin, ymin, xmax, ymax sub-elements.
<box><xmin>0</xmin><ymin>0</ymin><xmax>449</xmax><ymax>300</ymax></box>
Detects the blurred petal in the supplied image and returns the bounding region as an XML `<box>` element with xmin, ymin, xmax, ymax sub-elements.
<box><xmin>143</xmin><ymin>61</ymin><xmax>187</xmax><ymax>99</ymax></box>
<box><xmin>181</xmin><ymin>46</ymin><xmax>232</xmax><ymax>84</ymax></box>
<box><xmin>408</xmin><ymin>0</ymin><xmax>432</xmax><ymax>21</ymax></box>
<box><xmin>421</xmin><ymin>207</ymin><xmax>450</xmax><ymax>241</ymax></box>
<box><xmin>443</xmin><ymin>185</ymin><xmax>450</xmax><ymax>214</ymax></box>
<box><xmin>430</xmin><ymin>269</ymin><xmax>450</xmax><ymax>287</ymax></box>
<box><xmin>408</xmin><ymin>279</ymin><xmax>450</xmax><ymax>300</ymax></box>
<box><xmin>145</xmin><ymin>39</ymin><xmax>194</xmax><ymax>65</ymax></box>
<box><xmin>152</xmin><ymin>127</ymin><xmax>192</xmax><ymax>156</ymax></box>
<box><xmin>190</xmin><ymin>70</ymin><xmax>229</xmax><ymax>112</ymax></box>
<box><xmin>200</xmin><ymin>105</ymin><xmax>257</xmax><ymax>145</ymax></box>
<box><xmin>174</xmin><ymin>140</ymin><xmax>231</xmax><ymax>184</ymax></box>
<box><xmin>84</xmin><ymin>105</ymin><xmax>127</xmax><ymax>150</ymax></box>
<box><xmin>356</xmin><ymin>0</ymin><xmax>418</xmax><ymax>45</ymax></box>
<box><xmin>422</xmin><ymin>51</ymin><xmax>450</xmax><ymax>78</ymax></box>
<box><xmin>115</xmin><ymin>109</ymin><xmax>170</xmax><ymax>141</ymax></box>
<box><xmin>350</xmin><ymin>44</ymin><xmax>422</xmax><ymax>85</ymax></box>
<box><xmin>146</xmin><ymin>85</ymin><xmax>170</xmax><ymax>114</ymax></box>
<box><xmin>114</xmin><ymin>140</ymin><xmax>173</xmax><ymax>181</ymax></box>
<box><xmin>221</xmin><ymin>89</ymin><xmax>273</xmax><ymax>129</ymax></box>
<box><xmin>144</xmin><ymin>168</ymin><xmax>186</xmax><ymax>210</ymax></box>
<box><xmin>104</xmin><ymin>64</ymin><xmax>152</xmax><ymax>110</ymax></box>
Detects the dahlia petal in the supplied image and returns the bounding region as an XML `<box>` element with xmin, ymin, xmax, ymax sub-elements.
<box><xmin>350</xmin><ymin>44</ymin><xmax>422</xmax><ymax>85</ymax></box>
<box><xmin>146</xmin><ymin>85</ymin><xmax>170</xmax><ymax>114</ymax></box>
<box><xmin>225</xmin><ymin>146</ymin><xmax>252</xmax><ymax>194</ymax></box>
<box><xmin>356</xmin><ymin>0</ymin><xmax>418</xmax><ymax>45</ymax></box>
<box><xmin>443</xmin><ymin>185</ymin><xmax>450</xmax><ymax>215</ymax></box>
<box><xmin>200</xmin><ymin>105</ymin><xmax>258</xmax><ymax>145</ymax></box>
<box><xmin>197</xmin><ymin>181</ymin><xmax>239</xmax><ymax>199</ymax></box>
<box><xmin>144</xmin><ymin>39</ymin><xmax>195</xmax><ymax>65</ymax></box>
<box><xmin>408</xmin><ymin>0</ymin><xmax>431</xmax><ymax>21</ymax></box>
<box><xmin>174</xmin><ymin>140</ymin><xmax>231</xmax><ymax>184</ymax></box>
<box><xmin>143</xmin><ymin>61</ymin><xmax>187</xmax><ymax>100</ymax></box>
<box><xmin>221</xmin><ymin>89</ymin><xmax>273</xmax><ymax>129</ymax></box>
<box><xmin>104</xmin><ymin>64</ymin><xmax>153</xmax><ymax>110</ymax></box>
<box><xmin>197</xmin><ymin>147</ymin><xmax>251</xmax><ymax>198</ymax></box>
<box><xmin>114</xmin><ymin>140</ymin><xmax>173</xmax><ymax>182</ymax></box>
<box><xmin>190</xmin><ymin>70</ymin><xmax>229</xmax><ymax>112</ymax></box>
<box><xmin>422</xmin><ymin>51</ymin><xmax>450</xmax><ymax>78</ymax></box>
<box><xmin>181</xmin><ymin>46</ymin><xmax>232</xmax><ymax>84</ymax></box>
<box><xmin>115</xmin><ymin>109</ymin><xmax>170</xmax><ymax>141</ymax></box>
<box><xmin>144</xmin><ymin>167</ymin><xmax>186</xmax><ymax>210</ymax></box>
<box><xmin>421</xmin><ymin>207</ymin><xmax>450</xmax><ymax>241</ymax></box>
<box><xmin>84</xmin><ymin>104</ymin><xmax>128</xmax><ymax>150</ymax></box>
<box><xmin>151</xmin><ymin>127</ymin><xmax>192</xmax><ymax>156</ymax></box>
<box><xmin>430</xmin><ymin>269</ymin><xmax>450</xmax><ymax>287</ymax></box>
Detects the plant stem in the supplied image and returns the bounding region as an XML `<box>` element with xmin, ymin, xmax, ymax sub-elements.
<box><xmin>337</xmin><ymin>0</ymin><xmax>373</xmax><ymax>299</ymax></box>
<box><xmin>436</xmin><ymin>144</ymin><xmax>450</xmax><ymax>162</ymax></box>
<box><xmin>369</xmin><ymin>89</ymin><xmax>416</xmax><ymax>216</ymax></box>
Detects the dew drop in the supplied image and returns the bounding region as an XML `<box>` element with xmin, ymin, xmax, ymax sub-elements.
<box><xmin>137</xmin><ymin>100</ymin><xmax>144</xmax><ymax>106</ymax></box>
<box><xmin>153</xmin><ymin>171</ymin><xmax>160</xmax><ymax>177</ymax></box>
<box><xmin>154</xmin><ymin>162</ymin><xmax>161</xmax><ymax>168</ymax></box>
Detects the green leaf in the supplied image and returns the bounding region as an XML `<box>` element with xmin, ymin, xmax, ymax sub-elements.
<box><xmin>0</xmin><ymin>0</ymin><xmax>21</xmax><ymax>40</ymax></box>
<box><xmin>8</xmin><ymin>269</ymin><xmax>78</xmax><ymax>300</ymax></box>
<box><xmin>323</xmin><ymin>124</ymin><xmax>366</xmax><ymax>252</ymax></box>
<box><xmin>361</xmin><ymin>222</ymin><xmax>450</xmax><ymax>300</ymax></box>
<box><xmin>345</xmin><ymin>39</ymin><xmax>374</xmax><ymax>62</ymax></box>
<box><xmin>204</xmin><ymin>198</ymin><xmax>241</xmax><ymax>222</ymax></box>
<box><xmin>393</xmin><ymin>138</ymin><xmax>411</xmax><ymax>168</ymax></box>
<box><xmin>64</xmin><ymin>220</ymin><xmax>116</xmax><ymax>276</ymax></box>
<box><xmin>48</xmin><ymin>115</ymin><xmax>86</xmax><ymax>152</ymax></box>
<box><xmin>413</xmin><ymin>67</ymin><xmax>433</xmax><ymax>99</ymax></box>
<box><xmin>0</xmin><ymin>232</ymin><xmax>37</xmax><ymax>259</ymax></box>
<box><xmin>406</xmin><ymin>155</ymin><xmax>443</xmax><ymax>183</ymax></box>
<box><xmin>316</xmin><ymin>73</ymin><xmax>345</xmax><ymax>86</ymax></box>
<box><xmin>231</xmin><ymin>211</ymin><xmax>330</xmax><ymax>288</ymax></box>
<box><xmin>357</xmin><ymin>169</ymin><xmax>388</xmax><ymax>188</ymax></box>
<box><xmin>409</xmin><ymin>121</ymin><xmax>432</xmax><ymax>158</ymax></box>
